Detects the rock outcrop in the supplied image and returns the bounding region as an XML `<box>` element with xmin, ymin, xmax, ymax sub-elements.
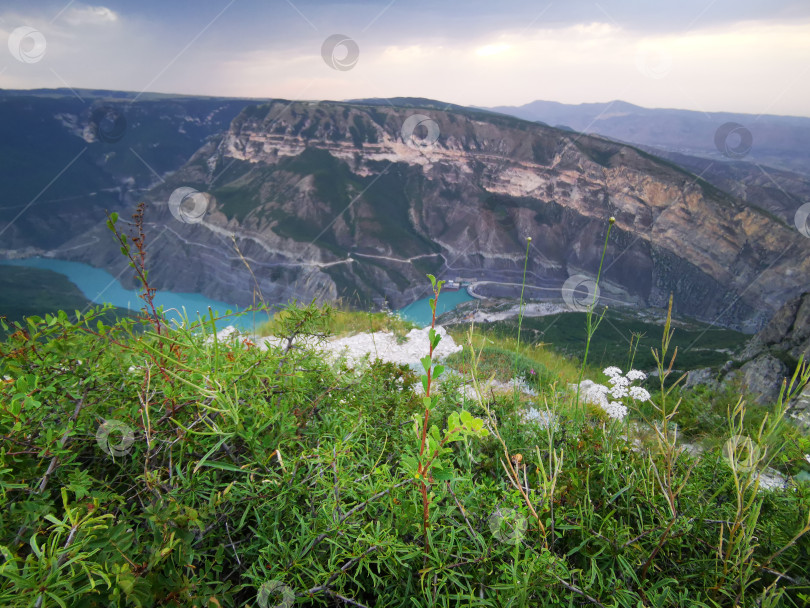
<box><xmin>731</xmin><ymin>355</ymin><xmax>790</xmax><ymax>406</ymax></box>
<box><xmin>741</xmin><ymin>292</ymin><xmax>810</xmax><ymax>363</ymax></box>
<box><xmin>725</xmin><ymin>291</ymin><xmax>810</xmax><ymax>420</ymax></box>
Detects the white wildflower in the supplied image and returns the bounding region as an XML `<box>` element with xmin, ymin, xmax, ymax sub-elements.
<box><xmin>626</xmin><ymin>369</ymin><xmax>647</xmax><ymax>381</ymax></box>
<box><xmin>580</xmin><ymin>381</ymin><xmax>610</xmax><ymax>408</ymax></box>
<box><xmin>609</xmin><ymin>385</ymin><xmax>629</xmax><ymax>399</ymax></box>
<box><xmin>629</xmin><ymin>386</ymin><xmax>651</xmax><ymax>401</ymax></box>
<box><xmin>603</xmin><ymin>402</ymin><xmax>628</xmax><ymax>420</ymax></box>
<box><xmin>591</xmin><ymin>383</ymin><xmax>609</xmax><ymax>394</ymax></box>
<box><xmin>524</xmin><ymin>407</ymin><xmax>558</xmax><ymax>430</ymax></box>
<box><xmin>592</xmin><ymin>394</ymin><xmax>609</xmax><ymax>408</ymax></box>
<box><xmin>603</xmin><ymin>366</ymin><xmax>623</xmax><ymax>379</ymax></box>
<box><xmin>608</xmin><ymin>375</ymin><xmax>630</xmax><ymax>387</ymax></box>
<box><xmin>805</xmin><ymin>454</ymin><xmax>810</xmax><ymax>465</ymax></box>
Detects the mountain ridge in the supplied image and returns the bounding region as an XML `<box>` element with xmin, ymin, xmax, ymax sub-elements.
<box><xmin>46</xmin><ymin>98</ymin><xmax>810</xmax><ymax>333</ymax></box>
<box><xmin>486</xmin><ymin>99</ymin><xmax>810</xmax><ymax>176</ymax></box>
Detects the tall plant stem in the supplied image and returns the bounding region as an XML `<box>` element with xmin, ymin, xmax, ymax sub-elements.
<box><xmin>417</xmin><ymin>280</ymin><xmax>442</xmax><ymax>553</ymax></box>
<box><xmin>512</xmin><ymin>237</ymin><xmax>532</xmax><ymax>401</ymax></box>
<box><xmin>574</xmin><ymin>217</ymin><xmax>614</xmax><ymax>415</ymax></box>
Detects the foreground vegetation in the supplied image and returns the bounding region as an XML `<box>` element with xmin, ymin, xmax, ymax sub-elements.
<box><xmin>1</xmin><ymin>213</ymin><xmax>809</xmax><ymax>607</ymax></box>
<box><xmin>2</xmin><ymin>294</ymin><xmax>810</xmax><ymax>606</ymax></box>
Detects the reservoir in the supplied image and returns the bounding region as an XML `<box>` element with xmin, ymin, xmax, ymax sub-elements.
<box><xmin>1</xmin><ymin>258</ymin><xmax>475</xmax><ymax>331</ymax></box>
<box><xmin>0</xmin><ymin>257</ymin><xmax>259</xmax><ymax>331</ymax></box>
<box><xmin>398</xmin><ymin>288</ymin><xmax>475</xmax><ymax>327</ymax></box>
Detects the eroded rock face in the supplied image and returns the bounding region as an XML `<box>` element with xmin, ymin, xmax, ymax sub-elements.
<box><xmin>742</xmin><ymin>292</ymin><xmax>810</xmax><ymax>362</ymax></box>
<box><xmin>59</xmin><ymin>101</ymin><xmax>810</xmax><ymax>330</ymax></box>
<box><xmin>738</xmin><ymin>355</ymin><xmax>789</xmax><ymax>406</ymax></box>
<box><xmin>726</xmin><ymin>292</ymin><xmax>810</xmax><ymax>414</ymax></box>
<box><xmin>684</xmin><ymin>368</ymin><xmax>719</xmax><ymax>391</ymax></box>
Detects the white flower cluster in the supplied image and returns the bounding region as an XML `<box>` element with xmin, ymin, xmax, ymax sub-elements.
<box><xmin>509</xmin><ymin>377</ymin><xmax>539</xmax><ymax>397</ymax></box>
<box><xmin>523</xmin><ymin>407</ymin><xmax>558</xmax><ymax>430</ymax></box>
<box><xmin>574</xmin><ymin>367</ymin><xmax>651</xmax><ymax>421</ymax></box>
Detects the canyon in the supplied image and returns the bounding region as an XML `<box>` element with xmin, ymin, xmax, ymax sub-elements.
<box><xmin>3</xmin><ymin>93</ymin><xmax>810</xmax><ymax>333</ymax></box>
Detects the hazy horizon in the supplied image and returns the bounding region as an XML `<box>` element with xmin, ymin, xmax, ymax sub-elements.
<box><xmin>1</xmin><ymin>0</ymin><xmax>809</xmax><ymax>118</ymax></box>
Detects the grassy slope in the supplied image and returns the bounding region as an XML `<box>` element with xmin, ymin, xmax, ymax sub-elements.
<box><xmin>467</xmin><ymin>308</ymin><xmax>748</xmax><ymax>371</ymax></box>
<box><xmin>0</xmin><ymin>266</ymin><xmax>136</xmax><ymax>334</ymax></box>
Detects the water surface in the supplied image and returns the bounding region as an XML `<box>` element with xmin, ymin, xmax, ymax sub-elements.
<box><xmin>0</xmin><ymin>257</ymin><xmax>260</xmax><ymax>331</ymax></box>
<box><xmin>2</xmin><ymin>257</ymin><xmax>477</xmax><ymax>332</ymax></box>
<box><xmin>398</xmin><ymin>288</ymin><xmax>475</xmax><ymax>327</ymax></box>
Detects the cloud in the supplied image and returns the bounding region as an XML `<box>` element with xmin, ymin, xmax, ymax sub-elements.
<box><xmin>63</xmin><ymin>5</ymin><xmax>119</xmax><ymax>26</ymax></box>
<box><xmin>475</xmin><ymin>44</ymin><xmax>513</xmax><ymax>58</ymax></box>
<box><xmin>0</xmin><ymin>1</ymin><xmax>807</xmax><ymax>117</ymax></box>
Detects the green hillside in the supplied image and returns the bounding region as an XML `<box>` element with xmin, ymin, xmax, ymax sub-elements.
<box><xmin>0</xmin><ymin>265</ymin><xmax>135</xmax><ymax>335</ymax></box>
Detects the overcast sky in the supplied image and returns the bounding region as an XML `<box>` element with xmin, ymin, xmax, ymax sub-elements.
<box><xmin>1</xmin><ymin>0</ymin><xmax>809</xmax><ymax>116</ymax></box>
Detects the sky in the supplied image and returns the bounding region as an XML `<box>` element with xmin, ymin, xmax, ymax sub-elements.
<box><xmin>1</xmin><ymin>0</ymin><xmax>809</xmax><ymax>116</ymax></box>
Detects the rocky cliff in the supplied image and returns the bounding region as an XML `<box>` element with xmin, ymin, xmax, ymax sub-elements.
<box><xmin>59</xmin><ymin>100</ymin><xmax>810</xmax><ymax>332</ymax></box>
<box><xmin>711</xmin><ymin>292</ymin><xmax>810</xmax><ymax>422</ymax></box>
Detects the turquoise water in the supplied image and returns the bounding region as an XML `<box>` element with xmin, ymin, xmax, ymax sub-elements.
<box><xmin>398</xmin><ymin>288</ymin><xmax>475</xmax><ymax>327</ymax></box>
<box><xmin>0</xmin><ymin>257</ymin><xmax>261</xmax><ymax>331</ymax></box>
<box><xmin>1</xmin><ymin>257</ymin><xmax>476</xmax><ymax>331</ymax></box>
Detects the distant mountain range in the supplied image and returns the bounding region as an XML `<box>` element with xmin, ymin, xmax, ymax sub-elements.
<box><xmin>486</xmin><ymin>99</ymin><xmax>810</xmax><ymax>177</ymax></box>
<box><xmin>2</xmin><ymin>90</ymin><xmax>809</xmax><ymax>333</ymax></box>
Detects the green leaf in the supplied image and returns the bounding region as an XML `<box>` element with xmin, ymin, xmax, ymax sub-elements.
<box><xmin>433</xmin><ymin>364</ymin><xmax>444</xmax><ymax>379</ymax></box>
<box><xmin>110</xmin><ymin>211</ymin><xmax>119</xmax><ymax>223</ymax></box>
<box><xmin>427</xmin><ymin>274</ymin><xmax>437</xmax><ymax>289</ymax></box>
<box><xmin>192</xmin><ymin>461</ymin><xmax>252</xmax><ymax>474</ymax></box>
<box><xmin>193</xmin><ymin>436</ymin><xmax>232</xmax><ymax>474</ymax></box>
<box><xmin>460</xmin><ymin>410</ymin><xmax>473</xmax><ymax>428</ymax></box>
<box><xmin>401</xmin><ymin>455</ymin><xmax>419</xmax><ymax>474</ymax></box>
<box><xmin>432</xmin><ymin>468</ymin><xmax>454</xmax><ymax>481</ymax></box>
<box><xmin>420</xmin><ymin>356</ymin><xmax>432</xmax><ymax>374</ymax></box>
